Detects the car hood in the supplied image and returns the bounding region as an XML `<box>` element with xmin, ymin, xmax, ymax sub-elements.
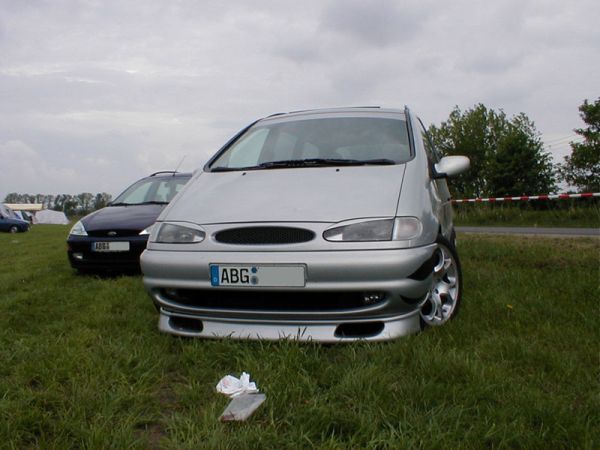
<box><xmin>164</xmin><ymin>165</ymin><xmax>405</xmax><ymax>223</ymax></box>
<box><xmin>5</xmin><ymin>217</ymin><xmax>29</xmax><ymax>225</ymax></box>
<box><xmin>82</xmin><ymin>204</ymin><xmax>165</xmax><ymax>232</ymax></box>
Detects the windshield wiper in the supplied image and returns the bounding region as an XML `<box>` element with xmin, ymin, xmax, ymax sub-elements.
<box><xmin>291</xmin><ymin>158</ymin><xmax>394</xmax><ymax>167</ymax></box>
<box><xmin>110</xmin><ymin>201</ymin><xmax>169</xmax><ymax>206</ymax></box>
<box><xmin>257</xmin><ymin>158</ymin><xmax>397</xmax><ymax>168</ymax></box>
<box><xmin>211</xmin><ymin>158</ymin><xmax>396</xmax><ymax>172</ymax></box>
<box><xmin>133</xmin><ymin>201</ymin><xmax>169</xmax><ymax>205</ymax></box>
<box><xmin>211</xmin><ymin>166</ymin><xmax>250</xmax><ymax>172</ymax></box>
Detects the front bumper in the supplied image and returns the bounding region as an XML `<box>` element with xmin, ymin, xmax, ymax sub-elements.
<box><xmin>67</xmin><ymin>235</ymin><xmax>148</xmax><ymax>272</ymax></box>
<box><xmin>141</xmin><ymin>244</ymin><xmax>437</xmax><ymax>341</ymax></box>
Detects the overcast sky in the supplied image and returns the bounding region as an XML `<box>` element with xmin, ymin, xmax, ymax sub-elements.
<box><xmin>1</xmin><ymin>0</ymin><xmax>598</xmax><ymax>199</ymax></box>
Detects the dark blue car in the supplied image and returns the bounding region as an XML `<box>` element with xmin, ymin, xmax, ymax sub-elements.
<box><xmin>67</xmin><ymin>171</ymin><xmax>192</xmax><ymax>272</ymax></box>
<box><xmin>0</xmin><ymin>204</ymin><xmax>30</xmax><ymax>233</ymax></box>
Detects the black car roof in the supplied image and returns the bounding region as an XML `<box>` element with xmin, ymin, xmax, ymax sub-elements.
<box><xmin>148</xmin><ymin>171</ymin><xmax>192</xmax><ymax>178</ymax></box>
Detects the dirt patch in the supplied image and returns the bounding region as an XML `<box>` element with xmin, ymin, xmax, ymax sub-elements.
<box><xmin>135</xmin><ymin>421</ymin><xmax>167</xmax><ymax>450</ymax></box>
<box><xmin>134</xmin><ymin>382</ymin><xmax>181</xmax><ymax>448</ymax></box>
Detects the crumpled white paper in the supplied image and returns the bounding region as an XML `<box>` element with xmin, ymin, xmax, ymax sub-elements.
<box><xmin>216</xmin><ymin>372</ymin><xmax>259</xmax><ymax>398</ymax></box>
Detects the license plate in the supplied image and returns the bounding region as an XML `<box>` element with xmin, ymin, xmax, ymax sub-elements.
<box><xmin>210</xmin><ymin>264</ymin><xmax>305</xmax><ymax>287</ymax></box>
<box><xmin>92</xmin><ymin>241</ymin><xmax>130</xmax><ymax>252</ymax></box>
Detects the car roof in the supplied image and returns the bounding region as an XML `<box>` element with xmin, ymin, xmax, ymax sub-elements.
<box><xmin>259</xmin><ymin>106</ymin><xmax>407</xmax><ymax>124</ymax></box>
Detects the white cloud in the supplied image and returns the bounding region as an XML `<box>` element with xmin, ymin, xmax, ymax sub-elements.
<box><xmin>0</xmin><ymin>140</ymin><xmax>79</xmax><ymax>194</ymax></box>
<box><xmin>321</xmin><ymin>0</ymin><xmax>426</xmax><ymax>47</ymax></box>
<box><xmin>0</xmin><ymin>0</ymin><xmax>598</xmax><ymax>199</ymax></box>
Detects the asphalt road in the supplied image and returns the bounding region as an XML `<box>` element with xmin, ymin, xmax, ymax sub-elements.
<box><xmin>456</xmin><ymin>226</ymin><xmax>599</xmax><ymax>237</ymax></box>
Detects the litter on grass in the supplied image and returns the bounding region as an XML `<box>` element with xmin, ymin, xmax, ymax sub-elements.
<box><xmin>219</xmin><ymin>393</ymin><xmax>267</xmax><ymax>422</ymax></box>
<box><xmin>216</xmin><ymin>372</ymin><xmax>259</xmax><ymax>398</ymax></box>
<box><xmin>216</xmin><ymin>373</ymin><xmax>264</xmax><ymax>421</ymax></box>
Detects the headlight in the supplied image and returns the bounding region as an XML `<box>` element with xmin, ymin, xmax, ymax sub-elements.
<box><xmin>69</xmin><ymin>220</ymin><xmax>87</xmax><ymax>236</ymax></box>
<box><xmin>154</xmin><ymin>223</ymin><xmax>205</xmax><ymax>243</ymax></box>
<box><xmin>392</xmin><ymin>217</ymin><xmax>422</xmax><ymax>240</ymax></box>
<box><xmin>324</xmin><ymin>219</ymin><xmax>394</xmax><ymax>241</ymax></box>
<box><xmin>139</xmin><ymin>224</ymin><xmax>155</xmax><ymax>236</ymax></box>
<box><xmin>323</xmin><ymin>217</ymin><xmax>421</xmax><ymax>242</ymax></box>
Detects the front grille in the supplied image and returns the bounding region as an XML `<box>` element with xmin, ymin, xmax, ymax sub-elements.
<box><xmin>215</xmin><ymin>227</ymin><xmax>315</xmax><ymax>245</ymax></box>
<box><xmin>161</xmin><ymin>289</ymin><xmax>385</xmax><ymax>311</ymax></box>
<box><xmin>87</xmin><ymin>229</ymin><xmax>141</xmax><ymax>237</ymax></box>
<box><xmin>82</xmin><ymin>251</ymin><xmax>140</xmax><ymax>261</ymax></box>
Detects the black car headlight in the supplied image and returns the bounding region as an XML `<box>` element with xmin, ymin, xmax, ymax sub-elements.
<box><xmin>139</xmin><ymin>224</ymin><xmax>155</xmax><ymax>236</ymax></box>
<box><xmin>69</xmin><ymin>220</ymin><xmax>88</xmax><ymax>237</ymax></box>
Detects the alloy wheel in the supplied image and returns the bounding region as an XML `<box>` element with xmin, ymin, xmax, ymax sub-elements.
<box><xmin>420</xmin><ymin>243</ymin><xmax>460</xmax><ymax>326</ymax></box>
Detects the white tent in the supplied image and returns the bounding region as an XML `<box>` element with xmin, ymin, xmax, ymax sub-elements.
<box><xmin>34</xmin><ymin>209</ymin><xmax>69</xmax><ymax>225</ymax></box>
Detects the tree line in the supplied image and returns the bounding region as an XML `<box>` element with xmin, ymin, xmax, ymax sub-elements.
<box><xmin>3</xmin><ymin>192</ymin><xmax>112</xmax><ymax>217</ymax></box>
<box><xmin>428</xmin><ymin>97</ymin><xmax>599</xmax><ymax>198</ymax></box>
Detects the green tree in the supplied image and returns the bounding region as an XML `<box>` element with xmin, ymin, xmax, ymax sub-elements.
<box><xmin>3</xmin><ymin>193</ymin><xmax>21</xmax><ymax>203</ymax></box>
<box><xmin>77</xmin><ymin>192</ymin><xmax>94</xmax><ymax>214</ymax></box>
<box><xmin>63</xmin><ymin>195</ymin><xmax>78</xmax><ymax>217</ymax></box>
<box><xmin>53</xmin><ymin>194</ymin><xmax>77</xmax><ymax>216</ymax></box>
<box><xmin>487</xmin><ymin>114</ymin><xmax>555</xmax><ymax>196</ymax></box>
<box><xmin>93</xmin><ymin>192</ymin><xmax>112</xmax><ymax>210</ymax></box>
<box><xmin>559</xmin><ymin>98</ymin><xmax>600</xmax><ymax>192</ymax></box>
<box><xmin>428</xmin><ymin>104</ymin><xmax>492</xmax><ymax>198</ymax></box>
<box><xmin>429</xmin><ymin>104</ymin><xmax>556</xmax><ymax>198</ymax></box>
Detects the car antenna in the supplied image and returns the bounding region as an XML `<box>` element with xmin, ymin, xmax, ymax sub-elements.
<box><xmin>173</xmin><ymin>154</ymin><xmax>187</xmax><ymax>175</ymax></box>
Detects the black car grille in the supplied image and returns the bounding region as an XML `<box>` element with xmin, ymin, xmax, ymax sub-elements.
<box><xmin>80</xmin><ymin>251</ymin><xmax>141</xmax><ymax>261</ymax></box>
<box><xmin>215</xmin><ymin>227</ymin><xmax>315</xmax><ymax>245</ymax></box>
<box><xmin>87</xmin><ymin>229</ymin><xmax>141</xmax><ymax>237</ymax></box>
<box><xmin>161</xmin><ymin>289</ymin><xmax>385</xmax><ymax>311</ymax></box>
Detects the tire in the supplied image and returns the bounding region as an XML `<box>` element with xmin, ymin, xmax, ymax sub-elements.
<box><xmin>450</xmin><ymin>228</ymin><xmax>457</xmax><ymax>248</ymax></box>
<box><xmin>9</xmin><ymin>225</ymin><xmax>18</xmax><ymax>234</ymax></box>
<box><xmin>420</xmin><ymin>236</ymin><xmax>463</xmax><ymax>328</ymax></box>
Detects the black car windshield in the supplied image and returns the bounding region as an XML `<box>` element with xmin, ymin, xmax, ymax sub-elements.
<box><xmin>210</xmin><ymin>117</ymin><xmax>412</xmax><ymax>171</ymax></box>
<box><xmin>111</xmin><ymin>176</ymin><xmax>190</xmax><ymax>206</ymax></box>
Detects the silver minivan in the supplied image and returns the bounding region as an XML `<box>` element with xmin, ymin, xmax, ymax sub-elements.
<box><xmin>141</xmin><ymin>107</ymin><xmax>470</xmax><ymax>341</ymax></box>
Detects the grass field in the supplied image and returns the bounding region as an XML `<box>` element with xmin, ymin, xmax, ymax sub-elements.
<box><xmin>453</xmin><ymin>202</ymin><xmax>600</xmax><ymax>228</ymax></box>
<box><xmin>1</xmin><ymin>225</ymin><xmax>598</xmax><ymax>449</ymax></box>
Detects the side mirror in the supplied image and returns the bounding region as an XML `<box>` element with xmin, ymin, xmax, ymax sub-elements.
<box><xmin>433</xmin><ymin>156</ymin><xmax>470</xmax><ymax>179</ymax></box>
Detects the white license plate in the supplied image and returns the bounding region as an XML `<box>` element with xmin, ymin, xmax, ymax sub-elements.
<box><xmin>92</xmin><ymin>241</ymin><xmax>130</xmax><ymax>252</ymax></box>
<box><xmin>210</xmin><ymin>264</ymin><xmax>305</xmax><ymax>287</ymax></box>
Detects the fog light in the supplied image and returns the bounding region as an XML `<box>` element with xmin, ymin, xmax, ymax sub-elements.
<box><xmin>73</xmin><ymin>253</ymin><xmax>83</xmax><ymax>260</ymax></box>
<box><xmin>362</xmin><ymin>292</ymin><xmax>385</xmax><ymax>305</ymax></box>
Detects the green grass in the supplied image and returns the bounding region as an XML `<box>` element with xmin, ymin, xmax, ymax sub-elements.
<box><xmin>454</xmin><ymin>202</ymin><xmax>600</xmax><ymax>228</ymax></box>
<box><xmin>1</xmin><ymin>226</ymin><xmax>599</xmax><ymax>449</ymax></box>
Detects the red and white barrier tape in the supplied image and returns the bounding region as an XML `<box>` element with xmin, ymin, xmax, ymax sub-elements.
<box><xmin>451</xmin><ymin>192</ymin><xmax>600</xmax><ymax>204</ymax></box>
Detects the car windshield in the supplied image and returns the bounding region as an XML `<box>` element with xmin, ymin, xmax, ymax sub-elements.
<box><xmin>210</xmin><ymin>117</ymin><xmax>412</xmax><ymax>171</ymax></box>
<box><xmin>0</xmin><ymin>204</ymin><xmax>18</xmax><ymax>219</ymax></box>
<box><xmin>111</xmin><ymin>176</ymin><xmax>190</xmax><ymax>206</ymax></box>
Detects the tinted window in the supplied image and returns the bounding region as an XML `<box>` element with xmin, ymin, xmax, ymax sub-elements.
<box><xmin>113</xmin><ymin>176</ymin><xmax>190</xmax><ymax>205</ymax></box>
<box><xmin>121</xmin><ymin>181</ymin><xmax>152</xmax><ymax>203</ymax></box>
<box><xmin>211</xmin><ymin>117</ymin><xmax>411</xmax><ymax>169</ymax></box>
